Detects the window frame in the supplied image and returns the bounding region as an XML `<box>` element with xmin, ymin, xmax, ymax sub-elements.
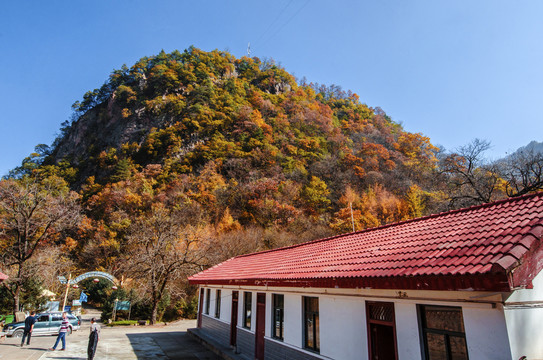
<box><xmin>204</xmin><ymin>288</ymin><xmax>211</xmax><ymax>315</ymax></box>
<box><xmin>417</xmin><ymin>304</ymin><xmax>469</xmax><ymax>360</ymax></box>
<box><xmin>303</xmin><ymin>296</ymin><xmax>320</xmax><ymax>353</ymax></box>
<box><xmin>272</xmin><ymin>293</ymin><xmax>284</xmax><ymax>341</ymax></box>
<box><xmin>214</xmin><ymin>289</ymin><xmax>221</xmax><ymax>318</ymax></box>
<box><xmin>243</xmin><ymin>291</ymin><xmax>252</xmax><ymax>329</ymax></box>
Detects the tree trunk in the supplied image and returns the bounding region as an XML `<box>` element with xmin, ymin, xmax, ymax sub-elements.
<box><xmin>13</xmin><ymin>285</ymin><xmax>20</xmax><ymax>314</ymax></box>
<box><xmin>150</xmin><ymin>298</ymin><xmax>159</xmax><ymax>325</ymax></box>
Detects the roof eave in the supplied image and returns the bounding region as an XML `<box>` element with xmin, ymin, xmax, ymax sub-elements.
<box><xmin>188</xmin><ymin>272</ymin><xmax>511</xmax><ymax>292</ymax></box>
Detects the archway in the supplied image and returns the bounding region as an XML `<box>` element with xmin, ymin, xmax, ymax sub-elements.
<box><xmin>58</xmin><ymin>271</ymin><xmax>122</xmax><ymax>312</ymax></box>
<box><xmin>58</xmin><ymin>271</ymin><xmax>121</xmax><ymax>286</ymax></box>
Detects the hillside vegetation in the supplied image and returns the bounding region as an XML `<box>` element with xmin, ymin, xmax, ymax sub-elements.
<box><xmin>4</xmin><ymin>47</ymin><xmax>542</xmax><ymax>321</ymax></box>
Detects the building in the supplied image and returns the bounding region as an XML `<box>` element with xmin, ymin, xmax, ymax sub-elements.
<box><xmin>188</xmin><ymin>192</ymin><xmax>543</xmax><ymax>360</ymax></box>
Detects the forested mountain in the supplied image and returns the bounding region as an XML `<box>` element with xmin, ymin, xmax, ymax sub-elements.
<box><xmin>28</xmin><ymin>47</ymin><xmax>445</xmax><ymax>237</ymax></box>
<box><xmin>4</xmin><ymin>47</ymin><xmax>543</xmax><ymax>321</ymax></box>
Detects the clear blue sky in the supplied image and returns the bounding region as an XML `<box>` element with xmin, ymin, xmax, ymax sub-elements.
<box><xmin>1</xmin><ymin>1</ymin><xmax>542</xmax><ymax>176</ymax></box>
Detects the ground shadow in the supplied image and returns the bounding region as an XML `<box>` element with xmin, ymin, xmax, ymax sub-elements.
<box><xmin>126</xmin><ymin>330</ymin><xmax>220</xmax><ymax>360</ymax></box>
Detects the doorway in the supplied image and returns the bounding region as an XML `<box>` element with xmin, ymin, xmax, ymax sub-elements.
<box><xmin>230</xmin><ymin>291</ymin><xmax>239</xmax><ymax>347</ymax></box>
<box><xmin>197</xmin><ymin>288</ymin><xmax>204</xmax><ymax>328</ymax></box>
<box><xmin>255</xmin><ymin>293</ymin><xmax>266</xmax><ymax>360</ymax></box>
<box><xmin>366</xmin><ymin>301</ymin><xmax>398</xmax><ymax>360</ymax></box>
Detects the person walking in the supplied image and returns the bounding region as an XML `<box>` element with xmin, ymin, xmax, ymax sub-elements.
<box><xmin>87</xmin><ymin>317</ymin><xmax>100</xmax><ymax>360</ymax></box>
<box><xmin>20</xmin><ymin>311</ymin><xmax>36</xmax><ymax>347</ymax></box>
<box><xmin>49</xmin><ymin>312</ymin><xmax>69</xmax><ymax>351</ymax></box>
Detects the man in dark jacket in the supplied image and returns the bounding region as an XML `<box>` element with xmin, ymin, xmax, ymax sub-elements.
<box><xmin>21</xmin><ymin>311</ymin><xmax>36</xmax><ymax>347</ymax></box>
<box><xmin>87</xmin><ymin>317</ymin><xmax>100</xmax><ymax>360</ymax></box>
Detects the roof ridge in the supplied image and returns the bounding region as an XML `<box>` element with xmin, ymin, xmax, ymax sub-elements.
<box><xmin>234</xmin><ymin>191</ymin><xmax>543</xmax><ymax>260</ymax></box>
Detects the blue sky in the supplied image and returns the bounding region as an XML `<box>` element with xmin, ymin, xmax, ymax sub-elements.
<box><xmin>1</xmin><ymin>1</ymin><xmax>542</xmax><ymax>176</ymax></box>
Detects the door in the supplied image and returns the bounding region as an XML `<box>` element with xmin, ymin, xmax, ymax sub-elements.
<box><xmin>230</xmin><ymin>291</ymin><xmax>238</xmax><ymax>347</ymax></box>
<box><xmin>255</xmin><ymin>293</ymin><xmax>266</xmax><ymax>360</ymax></box>
<box><xmin>33</xmin><ymin>314</ymin><xmax>51</xmax><ymax>335</ymax></box>
<box><xmin>50</xmin><ymin>313</ymin><xmax>63</xmax><ymax>335</ymax></box>
<box><xmin>366</xmin><ymin>302</ymin><xmax>398</xmax><ymax>360</ymax></box>
<box><xmin>197</xmin><ymin>288</ymin><xmax>204</xmax><ymax>328</ymax></box>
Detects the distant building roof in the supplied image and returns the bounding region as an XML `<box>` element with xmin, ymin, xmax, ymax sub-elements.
<box><xmin>189</xmin><ymin>192</ymin><xmax>543</xmax><ymax>292</ymax></box>
<box><xmin>0</xmin><ymin>272</ymin><xmax>8</xmax><ymax>281</ymax></box>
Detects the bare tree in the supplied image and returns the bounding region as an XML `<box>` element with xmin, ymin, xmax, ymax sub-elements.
<box><xmin>498</xmin><ymin>149</ymin><xmax>543</xmax><ymax>197</ymax></box>
<box><xmin>0</xmin><ymin>177</ymin><xmax>80</xmax><ymax>313</ymax></box>
<box><xmin>440</xmin><ymin>139</ymin><xmax>502</xmax><ymax>208</ymax></box>
<box><xmin>124</xmin><ymin>204</ymin><xmax>208</xmax><ymax>324</ymax></box>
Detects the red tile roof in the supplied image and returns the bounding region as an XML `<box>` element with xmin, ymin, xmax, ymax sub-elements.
<box><xmin>189</xmin><ymin>192</ymin><xmax>543</xmax><ymax>291</ymax></box>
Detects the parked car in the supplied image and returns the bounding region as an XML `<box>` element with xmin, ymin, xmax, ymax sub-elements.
<box><xmin>3</xmin><ymin>312</ymin><xmax>81</xmax><ymax>338</ymax></box>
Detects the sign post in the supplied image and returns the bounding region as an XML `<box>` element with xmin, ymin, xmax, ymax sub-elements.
<box><xmin>61</xmin><ymin>273</ymin><xmax>71</xmax><ymax>312</ymax></box>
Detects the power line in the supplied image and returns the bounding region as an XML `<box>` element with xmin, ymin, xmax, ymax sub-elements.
<box><xmin>251</xmin><ymin>0</ymin><xmax>310</xmax><ymax>54</ymax></box>
<box><xmin>253</xmin><ymin>0</ymin><xmax>294</xmax><ymax>48</ymax></box>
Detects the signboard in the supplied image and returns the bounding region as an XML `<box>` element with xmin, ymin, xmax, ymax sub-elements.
<box><xmin>64</xmin><ymin>305</ymin><xmax>71</xmax><ymax>312</ymax></box>
<box><xmin>44</xmin><ymin>301</ymin><xmax>60</xmax><ymax>312</ymax></box>
<box><xmin>115</xmin><ymin>301</ymin><xmax>131</xmax><ymax>311</ymax></box>
<box><xmin>72</xmin><ymin>300</ymin><xmax>81</xmax><ymax>306</ymax></box>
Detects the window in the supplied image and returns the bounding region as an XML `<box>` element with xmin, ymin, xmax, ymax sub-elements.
<box><xmin>243</xmin><ymin>292</ymin><xmax>252</xmax><ymax>329</ymax></box>
<box><xmin>215</xmin><ymin>289</ymin><xmax>221</xmax><ymax>318</ymax></box>
<box><xmin>418</xmin><ymin>305</ymin><xmax>468</xmax><ymax>360</ymax></box>
<box><xmin>272</xmin><ymin>294</ymin><xmax>284</xmax><ymax>340</ymax></box>
<box><xmin>205</xmin><ymin>288</ymin><xmax>211</xmax><ymax>315</ymax></box>
<box><xmin>303</xmin><ymin>296</ymin><xmax>319</xmax><ymax>352</ymax></box>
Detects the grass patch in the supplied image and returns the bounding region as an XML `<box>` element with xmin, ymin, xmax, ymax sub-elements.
<box><xmin>107</xmin><ymin>320</ymin><xmax>140</xmax><ymax>327</ymax></box>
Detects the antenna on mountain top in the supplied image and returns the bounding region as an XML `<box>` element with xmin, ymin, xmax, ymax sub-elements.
<box><xmin>247</xmin><ymin>42</ymin><xmax>251</xmax><ymax>57</ymax></box>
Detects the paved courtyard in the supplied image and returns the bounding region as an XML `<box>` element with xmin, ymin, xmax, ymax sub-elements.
<box><xmin>0</xmin><ymin>318</ymin><xmax>221</xmax><ymax>360</ymax></box>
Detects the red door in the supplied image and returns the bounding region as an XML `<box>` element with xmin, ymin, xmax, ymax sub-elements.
<box><xmin>230</xmin><ymin>291</ymin><xmax>239</xmax><ymax>347</ymax></box>
<box><xmin>197</xmin><ymin>288</ymin><xmax>204</xmax><ymax>328</ymax></box>
<box><xmin>255</xmin><ymin>293</ymin><xmax>266</xmax><ymax>360</ymax></box>
<box><xmin>366</xmin><ymin>301</ymin><xmax>398</xmax><ymax>360</ymax></box>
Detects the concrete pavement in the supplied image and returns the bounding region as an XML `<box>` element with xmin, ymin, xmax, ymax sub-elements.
<box><xmin>0</xmin><ymin>318</ymin><xmax>221</xmax><ymax>360</ymax></box>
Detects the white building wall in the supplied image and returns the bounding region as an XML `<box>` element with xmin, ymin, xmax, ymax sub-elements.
<box><xmin>198</xmin><ymin>285</ymin><xmax>517</xmax><ymax>360</ymax></box>
<box><xmin>505</xmin><ymin>270</ymin><xmax>543</xmax><ymax>360</ymax></box>
<box><xmin>394</xmin><ymin>303</ymin><xmax>421</xmax><ymax>360</ymax></box>
<box><xmin>319</xmin><ymin>295</ymin><xmax>367</xmax><ymax>360</ymax></box>
<box><xmin>283</xmin><ymin>293</ymin><xmax>302</xmax><ymax>348</ymax></box>
<box><xmin>219</xmin><ymin>289</ymin><xmax>231</xmax><ymax>322</ymax></box>
<box><xmin>463</xmin><ymin>304</ymin><xmax>511</xmax><ymax>360</ymax></box>
<box><xmin>265</xmin><ymin>292</ymin><xmax>272</xmax><ymax>338</ymax></box>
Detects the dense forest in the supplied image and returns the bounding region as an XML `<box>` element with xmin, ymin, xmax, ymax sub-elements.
<box><xmin>2</xmin><ymin>47</ymin><xmax>543</xmax><ymax>323</ymax></box>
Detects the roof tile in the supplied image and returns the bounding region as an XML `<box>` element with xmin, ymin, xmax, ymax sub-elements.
<box><xmin>189</xmin><ymin>192</ymin><xmax>543</xmax><ymax>288</ymax></box>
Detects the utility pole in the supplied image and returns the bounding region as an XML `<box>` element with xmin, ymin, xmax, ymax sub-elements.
<box><xmin>350</xmin><ymin>202</ymin><xmax>355</xmax><ymax>233</ymax></box>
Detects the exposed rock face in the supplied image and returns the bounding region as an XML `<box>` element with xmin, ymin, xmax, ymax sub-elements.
<box><xmin>53</xmin><ymin>96</ymin><xmax>169</xmax><ymax>166</ymax></box>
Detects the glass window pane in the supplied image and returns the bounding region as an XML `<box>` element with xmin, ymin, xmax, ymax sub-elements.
<box><xmin>426</xmin><ymin>332</ymin><xmax>447</xmax><ymax>360</ymax></box>
<box><xmin>272</xmin><ymin>294</ymin><xmax>284</xmax><ymax>340</ymax></box>
<box><xmin>205</xmin><ymin>289</ymin><xmax>210</xmax><ymax>314</ymax></box>
<box><xmin>303</xmin><ymin>296</ymin><xmax>319</xmax><ymax>352</ymax></box>
<box><xmin>450</xmin><ymin>336</ymin><xmax>468</xmax><ymax>360</ymax></box>
<box><xmin>306</xmin><ymin>315</ymin><xmax>314</xmax><ymax>348</ymax></box>
<box><xmin>315</xmin><ymin>312</ymin><xmax>320</xmax><ymax>351</ymax></box>
<box><xmin>424</xmin><ymin>307</ymin><xmax>465</xmax><ymax>333</ymax></box>
<box><xmin>215</xmin><ymin>290</ymin><xmax>221</xmax><ymax>318</ymax></box>
<box><xmin>244</xmin><ymin>292</ymin><xmax>252</xmax><ymax>328</ymax></box>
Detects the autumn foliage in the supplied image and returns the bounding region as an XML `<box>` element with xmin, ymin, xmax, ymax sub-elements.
<box><xmin>2</xmin><ymin>48</ymin><xmax>468</xmax><ymax>319</ymax></box>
